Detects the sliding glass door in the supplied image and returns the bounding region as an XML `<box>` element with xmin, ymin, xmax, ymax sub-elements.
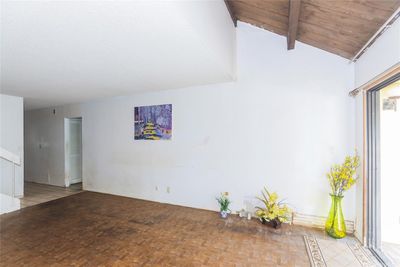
<box><xmin>366</xmin><ymin>74</ymin><xmax>400</xmax><ymax>266</ymax></box>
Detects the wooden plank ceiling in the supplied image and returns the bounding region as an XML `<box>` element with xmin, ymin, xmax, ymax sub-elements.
<box><xmin>225</xmin><ymin>0</ymin><xmax>400</xmax><ymax>59</ymax></box>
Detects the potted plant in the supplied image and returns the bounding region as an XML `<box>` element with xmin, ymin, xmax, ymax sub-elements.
<box><xmin>325</xmin><ymin>153</ymin><xmax>359</xmax><ymax>239</ymax></box>
<box><xmin>255</xmin><ymin>187</ymin><xmax>291</xmax><ymax>229</ymax></box>
<box><xmin>216</xmin><ymin>192</ymin><xmax>231</xmax><ymax>219</ymax></box>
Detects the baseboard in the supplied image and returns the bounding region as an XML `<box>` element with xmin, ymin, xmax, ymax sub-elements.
<box><xmin>70</xmin><ymin>178</ymin><xmax>82</xmax><ymax>184</ymax></box>
<box><xmin>293</xmin><ymin>212</ymin><xmax>355</xmax><ymax>234</ymax></box>
<box><xmin>25</xmin><ymin>179</ymin><xmax>65</xmax><ymax>188</ymax></box>
<box><xmin>25</xmin><ymin>177</ymin><xmax>50</xmax><ymax>185</ymax></box>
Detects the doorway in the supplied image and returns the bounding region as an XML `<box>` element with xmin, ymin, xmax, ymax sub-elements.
<box><xmin>366</xmin><ymin>74</ymin><xmax>400</xmax><ymax>266</ymax></box>
<box><xmin>64</xmin><ymin>118</ymin><xmax>82</xmax><ymax>187</ymax></box>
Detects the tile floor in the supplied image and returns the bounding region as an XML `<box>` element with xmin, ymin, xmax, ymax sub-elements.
<box><xmin>382</xmin><ymin>242</ymin><xmax>400</xmax><ymax>266</ymax></box>
<box><xmin>314</xmin><ymin>237</ymin><xmax>379</xmax><ymax>266</ymax></box>
<box><xmin>20</xmin><ymin>182</ymin><xmax>82</xmax><ymax>208</ymax></box>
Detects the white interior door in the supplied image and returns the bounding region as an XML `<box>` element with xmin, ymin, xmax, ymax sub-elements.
<box><xmin>66</xmin><ymin>118</ymin><xmax>82</xmax><ymax>185</ymax></box>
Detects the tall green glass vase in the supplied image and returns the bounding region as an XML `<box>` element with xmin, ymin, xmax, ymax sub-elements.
<box><xmin>325</xmin><ymin>194</ymin><xmax>346</xmax><ymax>239</ymax></box>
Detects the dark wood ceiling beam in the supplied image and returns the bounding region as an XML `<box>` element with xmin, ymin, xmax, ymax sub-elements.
<box><xmin>227</xmin><ymin>0</ymin><xmax>399</xmax><ymax>58</ymax></box>
<box><xmin>224</xmin><ymin>0</ymin><xmax>237</xmax><ymax>27</ymax></box>
<box><xmin>287</xmin><ymin>0</ymin><xmax>301</xmax><ymax>50</ymax></box>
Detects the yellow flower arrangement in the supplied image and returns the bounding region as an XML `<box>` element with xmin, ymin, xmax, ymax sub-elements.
<box><xmin>255</xmin><ymin>187</ymin><xmax>291</xmax><ymax>223</ymax></box>
<box><xmin>327</xmin><ymin>153</ymin><xmax>360</xmax><ymax>196</ymax></box>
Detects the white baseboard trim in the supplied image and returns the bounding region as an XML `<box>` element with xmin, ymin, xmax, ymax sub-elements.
<box><xmin>70</xmin><ymin>178</ymin><xmax>82</xmax><ymax>184</ymax></box>
<box><xmin>293</xmin><ymin>212</ymin><xmax>355</xmax><ymax>234</ymax></box>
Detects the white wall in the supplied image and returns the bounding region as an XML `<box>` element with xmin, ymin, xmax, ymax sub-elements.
<box><xmin>355</xmin><ymin>19</ymin><xmax>400</xmax><ymax>88</ymax></box>
<box><xmin>0</xmin><ymin>94</ymin><xmax>24</xmax><ymax>213</ymax></box>
<box><xmin>353</xmin><ymin>18</ymin><xmax>400</xmax><ymax>242</ymax></box>
<box><xmin>0</xmin><ymin>194</ymin><xmax>20</xmax><ymax>214</ymax></box>
<box><xmin>25</xmin><ymin>22</ymin><xmax>356</xmax><ymax>220</ymax></box>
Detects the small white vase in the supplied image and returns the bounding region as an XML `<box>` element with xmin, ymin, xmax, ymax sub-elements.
<box><xmin>220</xmin><ymin>210</ymin><xmax>229</xmax><ymax>219</ymax></box>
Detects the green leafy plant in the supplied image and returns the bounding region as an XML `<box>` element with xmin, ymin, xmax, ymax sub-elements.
<box><xmin>255</xmin><ymin>187</ymin><xmax>291</xmax><ymax>223</ymax></box>
<box><xmin>216</xmin><ymin>192</ymin><xmax>231</xmax><ymax>212</ymax></box>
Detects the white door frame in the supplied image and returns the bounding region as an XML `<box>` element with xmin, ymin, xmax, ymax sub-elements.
<box><xmin>64</xmin><ymin>117</ymin><xmax>83</xmax><ymax>187</ymax></box>
<box><xmin>366</xmin><ymin>74</ymin><xmax>400</xmax><ymax>267</ymax></box>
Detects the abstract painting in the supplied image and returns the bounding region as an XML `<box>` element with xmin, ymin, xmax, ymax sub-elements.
<box><xmin>134</xmin><ymin>104</ymin><xmax>172</xmax><ymax>140</ymax></box>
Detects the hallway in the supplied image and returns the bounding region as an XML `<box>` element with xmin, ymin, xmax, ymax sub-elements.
<box><xmin>20</xmin><ymin>182</ymin><xmax>82</xmax><ymax>208</ymax></box>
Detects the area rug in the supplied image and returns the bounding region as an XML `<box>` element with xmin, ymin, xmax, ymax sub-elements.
<box><xmin>304</xmin><ymin>235</ymin><xmax>380</xmax><ymax>267</ymax></box>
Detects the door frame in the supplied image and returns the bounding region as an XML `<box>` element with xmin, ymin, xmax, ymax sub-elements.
<box><xmin>365</xmin><ymin>73</ymin><xmax>400</xmax><ymax>266</ymax></box>
<box><xmin>64</xmin><ymin>117</ymin><xmax>83</xmax><ymax>187</ymax></box>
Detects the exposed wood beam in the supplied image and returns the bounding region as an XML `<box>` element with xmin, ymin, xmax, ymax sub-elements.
<box><xmin>287</xmin><ymin>0</ymin><xmax>301</xmax><ymax>50</ymax></box>
<box><xmin>224</xmin><ymin>0</ymin><xmax>237</xmax><ymax>27</ymax></box>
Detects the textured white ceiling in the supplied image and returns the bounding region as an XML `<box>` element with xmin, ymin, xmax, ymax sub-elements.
<box><xmin>1</xmin><ymin>0</ymin><xmax>235</xmax><ymax>110</ymax></box>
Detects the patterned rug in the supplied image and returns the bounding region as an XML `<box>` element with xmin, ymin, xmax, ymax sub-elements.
<box><xmin>304</xmin><ymin>235</ymin><xmax>381</xmax><ymax>267</ymax></box>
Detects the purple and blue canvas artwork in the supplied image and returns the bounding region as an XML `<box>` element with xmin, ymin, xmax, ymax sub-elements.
<box><xmin>134</xmin><ymin>104</ymin><xmax>172</xmax><ymax>140</ymax></box>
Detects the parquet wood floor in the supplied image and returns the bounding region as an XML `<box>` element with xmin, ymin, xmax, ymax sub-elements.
<box><xmin>1</xmin><ymin>191</ymin><xmax>331</xmax><ymax>266</ymax></box>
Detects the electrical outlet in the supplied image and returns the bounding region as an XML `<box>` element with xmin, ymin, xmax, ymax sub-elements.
<box><xmin>167</xmin><ymin>187</ymin><xmax>170</xmax><ymax>193</ymax></box>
